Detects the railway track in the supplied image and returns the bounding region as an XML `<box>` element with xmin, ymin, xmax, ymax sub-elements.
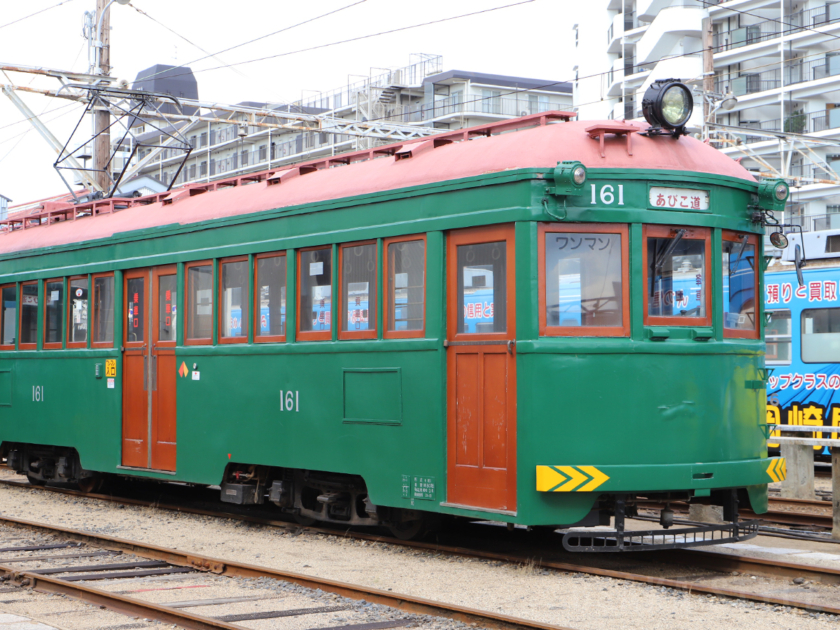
<box><xmin>2</xmin><ymin>476</ymin><xmax>840</xmax><ymax>620</ymax></box>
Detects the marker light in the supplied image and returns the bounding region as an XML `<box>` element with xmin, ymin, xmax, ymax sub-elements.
<box><xmin>758</xmin><ymin>179</ymin><xmax>789</xmax><ymax>211</ymax></box>
<box><xmin>642</xmin><ymin>79</ymin><xmax>694</xmax><ymax>135</ymax></box>
<box><xmin>552</xmin><ymin>161</ymin><xmax>587</xmax><ymax>195</ymax></box>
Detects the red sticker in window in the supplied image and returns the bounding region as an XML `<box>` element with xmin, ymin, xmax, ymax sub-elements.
<box><xmin>133</xmin><ymin>317</ymin><xmax>139</xmax><ymax>328</ymax></box>
<box><xmin>134</xmin><ymin>293</ymin><xmax>138</xmax><ymax>302</ymax></box>
<box><xmin>165</xmin><ymin>316</ymin><xmax>171</xmax><ymax>326</ymax></box>
<box><xmin>166</xmin><ymin>290</ymin><xmax>171</xmax><ymax>300</ymax></box>
<box><xmin>166</xmin><ymin>304</ymin><xmax>171</xmax><ymax>313</ymax></box>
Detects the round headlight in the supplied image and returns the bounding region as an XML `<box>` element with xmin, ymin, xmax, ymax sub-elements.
<box><xmin>660</xmin><ymin>84</ymin><xmax>692</xmax><ymax>127</ymax></box>
<box><xmin>774</xmin><ymin>182</ymin><xmax>789</xmax><ymax>201</ymax></box>
<box><xmin>573</xmin><ymin>166</ymin><xmax>586</xmax><ymax>185</ymax></box>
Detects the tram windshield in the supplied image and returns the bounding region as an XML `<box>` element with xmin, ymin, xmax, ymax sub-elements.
<box><xmin>722</xmin><ymin>238</ymin><xmax>756</xmax><ymax>332</ymax></box>
<box><xmin>647</xmin><ymin>234</ymin><xmax>706</xmax><ymax>319</ymax></box>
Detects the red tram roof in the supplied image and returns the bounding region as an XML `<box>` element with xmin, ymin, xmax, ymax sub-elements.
<box><xmin>0</xmin><ymin>115</ymin><xmax>755</xmax><ymax>255</ymax></box>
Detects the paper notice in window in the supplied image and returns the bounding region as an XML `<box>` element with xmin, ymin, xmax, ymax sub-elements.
<box><xmin>50</xmin><ymin>291</ymin><xmax>59</xmax><ymax>303</ymax></box>
<box><xmin>395</xmin><ymin>273</ymin><xmax>408</xmax><ymax>289</ymax></box>
<box><xmin>310</xmin><ymin>262</ymin><xmax>324</xmax><ymax>276</ymax></box>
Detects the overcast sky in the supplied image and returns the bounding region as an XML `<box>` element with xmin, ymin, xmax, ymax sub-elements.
<box><xmin>0</xmin><ymin>0</ymin><xmax>577</xmax><ymax>204</ymax></box>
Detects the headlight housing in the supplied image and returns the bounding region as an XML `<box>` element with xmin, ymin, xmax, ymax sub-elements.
<box><xmin>642</xmin><ymin>79</ymin><xmax>694</xmax><ymax>134</ymax></box>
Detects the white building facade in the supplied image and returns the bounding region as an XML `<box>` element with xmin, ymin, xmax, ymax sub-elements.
<box><xmin>574</xmin><ymin>0</ymin><xmax>840</xmax><ymax>239</ymax></box>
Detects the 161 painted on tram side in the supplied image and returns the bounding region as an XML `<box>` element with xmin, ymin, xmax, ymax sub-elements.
<box><xmin>0</xmin><ymin>81</ymin><xmax>788</xmax><ymax>550</ymax></box>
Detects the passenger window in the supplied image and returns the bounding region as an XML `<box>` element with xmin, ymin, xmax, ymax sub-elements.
<box><xmin>766</xmin><ymin>309</ymin><xmax>791</xmax><ymax>365</ymax></box>
<box><xmin>298</xmin><ymin>247</ymin><xmax>332</xmax><ymax>340</ymax></box>
<box><xmin>0</xmin><ymin>285</ymin><xmax>16</xmax><ymax>348</ymax></box>
<box><xmin>19</xmin><ymin>282</ymin><xmax>38</xmax><ymax>349</ymax></box>
<box><xmin>801</xmin><ymin>308</ymin><xmax>840</xmax><ymax>363</ymax></box>
<box><xmin>44</xmin><ymin>279</ymin><xmax>64</xmax><ymax>348</ymax></box>
<box><xmin>384</xmin><ymin>237</ymin><xmax>425</xmax><ymax>338</ymax></box>
<box><xmin>126</xmin><ymin>276</ymin><xmax>145</xmax><ymax>343</ymax></box>
<box><xmin>644</xmin><ymin>226</ymin><xmax>711</xmax><ymax>327</ymax></box>
<box><xmin>722</xmin><ymin>232</ymin><xmax>758</xmax><ymax>338</ymax></box>
<box><xmin>158</xmin><ymin>275</ymin><xmax>177</xmax><ymax>342</ymax></box>
<box><xmin>456</xmin><ymin>241</ymin><xmax>507</xmax><ymax>334</ymax></box>
<box><xmin>92</xmin><ymin>274</ymin><xmax>114</xmax><ymax>346</ymax></box>
<box><xmin>540</xmin><ymin>224</ymin><xmax>629</xmax><ymax>337</ymax></box>
<box><xmin>68</xmin><ymin>277</ymin><xmax>88</xmax><ymax>347</ymax></box>
<box><xmin>187</xmin><ymin>263</ymin><xmax>213</xmax><ymax>343</ymax></box>
<box><xmin>255</xmin><ymin>253</ymin><xmax>286</xmax><ymax>341</ymax></box>
<box><xmin>340</xmin><ymin>242</ymin><xmax>376</xmax><ymax>339</ymax></box>
<box><xmin>220</xmin><ymin>259</ymin><xmax>248</xmax><ymax>342</ymax></box>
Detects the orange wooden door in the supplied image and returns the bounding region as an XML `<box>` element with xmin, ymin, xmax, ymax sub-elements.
<box><xmin>446</xmin><ymin>225</ymin><xmax>517</xmax><ymax>512</ymax></box>
<box><xmin>151</xmin><ymin>267</ymin><xmax>177</xmax><ymax>471</ymax></box>
<box><xmin>122</xmin><ymin>269</ymin><xmax>149</xmax><ymax>468</ymax></box>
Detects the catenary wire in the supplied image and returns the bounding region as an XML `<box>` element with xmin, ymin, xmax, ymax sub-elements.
<box><xmin>0</xmin><ymin>0</ymin><xmax>76</xmax><ymax>31</ymax></box>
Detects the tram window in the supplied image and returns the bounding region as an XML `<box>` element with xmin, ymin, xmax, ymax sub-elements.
<box><xmin>158</xmin><ymin>275</ymin><xmax>177</xmax><ymax>342</ymax></box>
<box><xmin>340</xmin><ymin>242</ymin><xmax>376</xmax><ymax>339</ymax></box>
<box><xmin>126</xmin><ymin>276</ymin><xmax>145</xmax><ymax>343</ymax></box>
<box><xmin>644</xmin><ymin>226</ymin><xmax>711</xmax><ymax>326</ymax></box>
<box><xmin>722</xmin><ymin>232</ymin><xmax>758</xmax><ymax>338</ymax></box>
<box><xmin>44</xmin><ymin>279</ymin><xmax>64</xmax><ymax>348</ymax></box>
<box><xmin>384</xmin><ymin>237</ymin><xmax>425</xmax><ymax>338</ymax></box>
<box><xmin>457</xmin><ymin>241</ymin><xmax>507</xmax><ymax>334</ymax></box>
<box><xmin>19</xmin><ymin>282</ymin><xmax>38</xmax><ymax>349</ymax></box>
<box><xmin>186</xmin><ymin>263</ymin><xmax>213</xmax><ymax>343</ymax></box>
<box><xmin>298</xmin><ymin>247</ymin><xmax>332</xmax><ymax>340</ymax></box>
<box><xmin>540</xmin><ymin>224</ymin><xmax>629</xmax><ymax>337</ymax></box>
<box><xmin>801</xmin><ymin>308</ymin><xmax>840</xmax><ymax>363</ymax></box>
<box><xmin>92</xmin><ymin>274</ymin><xmax>114</xmax><ymax>346</ymax></box>
<box><xmin>255</xmin><ymin>253</ymin><xmax>286</xmax><ymax>342</ymax></box>
<box><xmin>67</xmin><ymin>277</ymin><xmax>88</xmax><ymax>347</ymax></box>
<box><xmin>220</xmin><ymin>258</ymin><xmax>248</xmax><ymax>342</ymax></box>
<box><xmin>0</xmin><ymin>285</ymin><xmax>15</xmax><ymax>348</ymax></box>
<box><xmin>766</xmin><ymin>310</ymin><xmax>791</xmax><ymax>365</ymax></box>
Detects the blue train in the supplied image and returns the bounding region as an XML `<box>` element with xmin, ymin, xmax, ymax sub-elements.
<box><xmin>765</xmin><ymin>230</ymin><xmax>840</xmax><ymax>453</ymax></box>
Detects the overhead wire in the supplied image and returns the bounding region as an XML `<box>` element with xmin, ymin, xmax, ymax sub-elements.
<box><xmin>0</xmin><ymin>0</ymin><xmax>76</xmax><ymax>31</ymax></box>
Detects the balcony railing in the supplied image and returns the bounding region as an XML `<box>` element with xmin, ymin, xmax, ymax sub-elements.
<box><xmin>782</xmin><ymin>213</ymin><xmax>840</xmax><ymax>233</ymax></box>
<box><xmin>715</xmin><ymin>55</ymin><xmax>840</xmax><ymax>96</ymax></box>
<box><xmin>399</xmin><ymin>95</ymin><xmax>568</xmax><ymax>123</ymax></box>
<box><xmin>713</xmin><ymin>4</ymin><xmax>840</xmax><ymax>52</ymax></box>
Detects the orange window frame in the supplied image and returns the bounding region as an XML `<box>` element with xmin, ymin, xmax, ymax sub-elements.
<box><xmin>0</xmin><ymin>283</ymin><xmax>16</xmax><ymax>350</ymax></box>
<box><xmin>338</xmin><ymin>240</ymin><xmax>377</xmax><ymax>341</ymax></box>
<box><xmin>66</xmin><ymin>275</ymin><xmax>88</xmax><ymax>349</ymax></box>
<box><xmin>18</xmin><ymin>281</ymin><xmax>38</xmax><ymax>351</ymax></box>
<box><xmin>253</xmin><ymin>252</ymin><xmax>287</xmax><ymax>343</ymax></box>
<box><xmin>538</xmin><ymin>223</ymin><xmax>630</xmax><ymax>338</ymax></box>
<box><xmin>642</xmin><ymin>225</ymin><xmax>713</xmax><ymax>328</ymax></box>
<box><xmin>185</xmin><ymin>260</ymin><xmax>213</xmax><ymax>346</ymax></box>
<box><xmin>297</xmin><ymin>246</ymin><xmax>333</xmax><ymax>342</ymax></box>
<box><xmin>43</xmin><ymin>277</ymin><xmax>65</xmax><ymax>350</ymax></box>
<box><xmin>218</xmin><ymin>256</ymin><xmax>249</xmax><ymax>345</ymax></box>
<box><xmin>722</xmin><ymin>230</ymin><xmax>760</xmax><ymax>340</ymax></box>
<box><xmin>383</xmin><ymin>234</ymin><xmax>427</xmax><ymax>340</ymax></box>
<box><xmin>91</xmin><ymin>272</ymin><xmax>115</xmax><ymax>349</ymax></box>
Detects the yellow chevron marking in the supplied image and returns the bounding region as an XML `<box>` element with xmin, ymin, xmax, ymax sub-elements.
<box><xmin>535</xmin><ymin>466</ymin><xmax>568</xmax><ymax>492</ymax></box>
<box><xmin>557</xmin><ymin>466</ymin><xmax>588</xmax><ymax>492</ymax></box>
<box><xmin>577</xmin><ymin>466</ymin><xmax>610</xmax><ymax>492</ymax></box>
<box><xmin>777</xmin><ymin>457</ymin><xmax>787</xmax><ymax>482</ymax></box>
<box><xmin>766</xmin><ymin>458</ymin><xmax>784</xmax><ymax>483</ymax></box>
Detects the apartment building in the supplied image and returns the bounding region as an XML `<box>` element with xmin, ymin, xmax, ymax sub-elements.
<box><xmin>118</xmin><ymin>55</ymin><xmax>572</xmax><ymax>191</ymax></box>
<box><xmin>574</xmin><ymin>0</ymin><xmax>840</xmax><ymax>240</ymax></box>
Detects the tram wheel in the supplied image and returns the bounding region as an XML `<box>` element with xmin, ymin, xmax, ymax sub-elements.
<box><xmin>388</xmin><ymin>519</ymin><xmax>426</xmax><ymax>540</ymax></box>
<box><xmin>294</xmin><ymin>512</ymin><xmax>316</xmax><ymax>526</ymax></box>
<box><xmin>26</xmin><ymin>474</ymin><xmax>46</xmax><ymax>487</ymax></box>
<box><xmin>77</xmin><ymin>476</ymin><xmax>103</xmax><ymax>494</ymax></box>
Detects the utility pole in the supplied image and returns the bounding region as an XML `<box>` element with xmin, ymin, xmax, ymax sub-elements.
<box><xmin>94</xmin><ymin>0</ymin><xmax>111</xmax><ymax>193</ymax></box>
<box><xmin>702</xmin><ymin>16</ymin><xmax>714</xmax><ymax>123</ymax></box>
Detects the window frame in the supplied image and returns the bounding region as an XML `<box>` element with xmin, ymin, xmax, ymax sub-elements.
<box><xmin>0</xmin><ymin>283</ymin><xmax>16</xmax><ymax>351</ymax></box>
<box><xmin>185</xmin><ymin>260</ymin><xmax>214</xmax><ymax>346</ymax></box>
<box><xmin>66</xmin><ymin>275</ymin><xmax>89</xmax><ymax>349</ymax></box>
<box><xmin>765</xmin><ymin>308</ymin><xmax>791</xmax><ymax>365</ymax></box>
<box><xmin>538</xmin><ymin>223</ymin><xmax>630</xmax><ymax>338</ymax></box>
<box><xmin>722</xmin><ymin>230</ymin><xmax>760</xmax><ymax>340</ymax></box>
<box><xmin>338</xmin><ymin>240</ymin><xmax>378</xmax><ymax>341</ymax></box>
<box><xmin>91</xmin><ymin>272</ymin><xmax>115</xmax><ymax>349</ymax></box>
<box><xmin>218</xmin><ymin>256</ymin><xmax>249</xmax><ymax>345</ymax></box>
<box><xmin>297</xmin><ymin>245</ymin><xmax>334</xmax><ymax>342</ymax></box>
<box><xmin>253</xmin><ymin>251</ymin><xmax>287</xmax><ymax>344</ymax></box>
<box><xmin>383</xmin><ymin>234</ymin><xmax>427</xmax><ymax>340</ymax></box>
<box><xmin>43</xmin><ymin>277</ymin><xmax>65</xmax><ymax>350</ymax></box>
<box><xmin>642</xmin><ymin>224</ymin><xmax>713</xmax><ymax>328</ymax></box>
<box><xmin>800</xmin><ymin>307</ymin><xmax>840</xmax><ymax>364</ymax></box>
<box><xmin>18</xmin><ymin>281</ymin><xmax>38</xmax><ymax>351</ymax></box>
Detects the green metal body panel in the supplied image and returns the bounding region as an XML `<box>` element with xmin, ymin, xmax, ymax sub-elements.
<box><xmin>0</xmin><ymin>168</ymin><xmax>773</xmax><ymax>524</ymax></box>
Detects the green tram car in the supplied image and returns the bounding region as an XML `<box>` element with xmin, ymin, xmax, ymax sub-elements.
<box><xmin>0</xmin><ymin>107</ymin><xmax>785</xmax><ymax>551</ymax></box>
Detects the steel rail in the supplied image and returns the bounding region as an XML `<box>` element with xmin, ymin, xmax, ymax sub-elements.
<box><xmin>2</xmin><ymin>479</ymin><xmax>840</xmax><ymax>615</ymax></box>
<box><xmin>0</xmin><ymin>514</ymin><xmax>576</xmax><ymax>630</ymax></box>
